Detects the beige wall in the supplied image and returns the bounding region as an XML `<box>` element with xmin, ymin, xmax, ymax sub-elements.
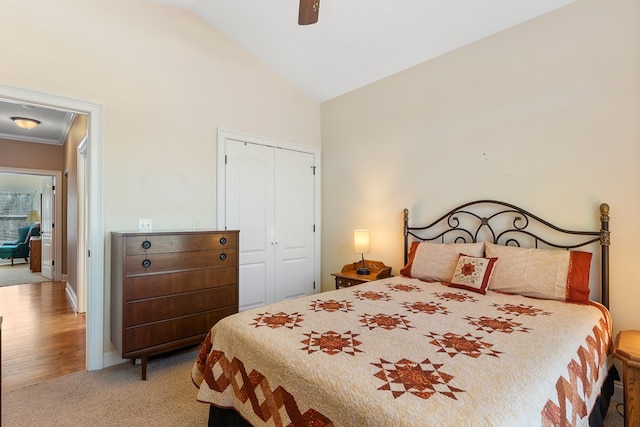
<box><xmin>0</xmin><ymin>0</ymin><xmax>320</xmax><ymax>232</ymax></box>
<box><xmin>0</xmin><ymin>0</ymin><xmax>320</xmax><ymax>356</ymax></box>
<box><xmin>321</xmin><ymin>0</ymin><xmax>640</xmax><ymax>335</ymax></box>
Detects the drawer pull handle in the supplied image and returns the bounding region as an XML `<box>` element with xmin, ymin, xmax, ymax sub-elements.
<box><xmin>220</xmin><ymin>237</ymin><xmax>227</xmax><ymax>245</ymax></box>
<box><xmin>141</xmin><ymin>240</ymin><xmax>151</xmax><ymax>250</ymax></box>
<box><xmin>219</xmin><ymin>253</ymin><xmax>227</xmax><ymax>261</ymax></box>
<box><xmin>141</xmin><ymin>259</ymin><xmax>151</xmax><ymax>269</ymax></box>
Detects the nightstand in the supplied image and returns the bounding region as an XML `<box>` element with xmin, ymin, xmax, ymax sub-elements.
<box><xmin>613</xmin><ymin>330</ymin><xmax>640</xmax><ymax>427</ymax></box>
<box><xmin>332</xmin><ymin>260</ymin><xmax>392</xmax><ymax>289</ymax></box>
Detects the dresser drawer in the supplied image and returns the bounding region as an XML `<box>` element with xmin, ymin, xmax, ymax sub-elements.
<box><xmin>125</xmin><ymin>233</ymin><xmax>237</xmax><ymax>255</ymax></box>
<box><xmin>123</xmin><ymin>307</ymin><xmax>237</xmax><ymax>354</ymax></box>
<box><xmin>124</xmin><ymin>286</ymin><xmax>237</xmax><ymax>326</ymax></box>
<box><xmin>111</xmin><ymin>230</ymin><xmax>239</xmax><ymax>379</ymax></box>
<box><xmin>124</xmin><ymin>266</ymin><xmax>237</xmax><ymax>301</ymax></box>
<box><xmin>125</xmin><ymin>249</ymin><xmax>237</xmax><ymax>274</ymax></box>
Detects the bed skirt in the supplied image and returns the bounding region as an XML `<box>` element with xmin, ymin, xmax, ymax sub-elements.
<box><xmin>589</xmin><ymin>365</ymin><xmax>619</xmax><ymax>427</ymax></box>
<box><xmin>208</xmin><ymin>404</ymin><xmax>251</xmax><ymax>427</ymax></box>
<box><xmin>207</xmin><ymin>366</ymin><xmax>619</xmax><ymax>427</ymax></box>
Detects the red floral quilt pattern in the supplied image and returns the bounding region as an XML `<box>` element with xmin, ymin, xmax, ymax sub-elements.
<box><xmin>193</xmin><ymin>277</ymin><xmax>611</xmax><ymax>427</ymax></box>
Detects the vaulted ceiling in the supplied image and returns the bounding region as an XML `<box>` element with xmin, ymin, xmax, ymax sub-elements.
<box><xmin>0</xmin><ymin>0</ymin><xmax>576</xmax><ymax>144</ymax></box>
<box><xmin>147</xmin><ymin>0</ymin><xmax>576</xmax><ymax>102</ymax></box>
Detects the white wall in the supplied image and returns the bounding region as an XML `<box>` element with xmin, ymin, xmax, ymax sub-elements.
<box><xmin>0</xmin><ymin>0</ymin><xmax>320</xmax><ymax>230</ymax></box>
<box><xmin>0</xmin><ymin>173</ymin><xmax>45</xmax><ymax>195</ymax></box>
<box><xmin>321</xmin><ymin>0</ymin><xmax>640</xmax><ymax>336</ymax></box>
<box><xmin>0</xmin><ymin>0</ymin><xmax>321</xmax><ymax>359</ymax></box>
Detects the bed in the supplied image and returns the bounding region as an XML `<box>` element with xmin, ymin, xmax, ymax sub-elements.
<box><xmin>192</xmin><ymin>200</ymin><xmax>617</xmax><ymax>426</ymax></box>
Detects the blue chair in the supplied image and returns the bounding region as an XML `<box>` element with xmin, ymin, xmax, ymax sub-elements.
<box><xmin>0</xmin><ymin>224</ymin><xmax>40</xmax><ymax>266</ymax></box>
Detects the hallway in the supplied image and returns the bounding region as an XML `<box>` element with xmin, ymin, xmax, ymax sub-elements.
<box><xmin>0</xmin><ymin>281</ymin><xmax>85</xmax><ymax>392</ymax></box>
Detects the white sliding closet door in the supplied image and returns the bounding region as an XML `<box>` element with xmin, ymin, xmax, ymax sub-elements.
<box><xmin>224</xmin><ymin>138</ymin><xmax>317</xmax><ymax>311</ymax></box>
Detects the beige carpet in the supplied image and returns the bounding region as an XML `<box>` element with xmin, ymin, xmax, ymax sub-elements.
<box><xmin>0</xmin><ymin>262</ymin><xmax>49</xmax><ymax>287</ymax></box>
<box><xmin>605</xmin><ymin>401</ymin><xmax>625</xmax><ymax>427</ymax></box>
<box><xmin>1</xmin><ymin>348</ymin><xmax>210</xmax><ymax>427</ymax></box>
<box><xmin>0</xmin><ymin>344</ymin><xmax>627</xmax><ymax>426</ymax></box>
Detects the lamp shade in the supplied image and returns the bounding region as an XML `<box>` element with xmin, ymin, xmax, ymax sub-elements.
<box><xmin>354</xmin><ymin>229</ymin><xmax>370</xmax><ymax>254</ymax></box>
<box><xmin>27</xmin><ymin>210</ymin><xmax>41</xmax><ymax>223</ymax></box>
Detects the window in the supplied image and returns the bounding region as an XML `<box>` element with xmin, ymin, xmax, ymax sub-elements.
<box><xmin>0</xmin><ymin>189</ymin><xmax>38</xmax><ymax>242</ymax></box>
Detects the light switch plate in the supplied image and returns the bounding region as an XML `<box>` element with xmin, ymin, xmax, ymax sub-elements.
<box><xmin>138</xmin><ymin>218</ymin><xmax>152</xmax><ymax>232</ymax></box>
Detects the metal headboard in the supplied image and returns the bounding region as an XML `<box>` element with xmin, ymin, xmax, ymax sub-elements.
<box><xmin>403</xmin><ymin>200</ymin><xmax>610</xmax><ymax>308</ymax></box>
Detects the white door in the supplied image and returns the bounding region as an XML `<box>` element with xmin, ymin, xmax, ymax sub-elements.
<box><xmin>40</xmin><ymin>178</ymin><xmax>55</xmax><ymax>279</ymax></box>
<box><xmin>274</xmin><ymin>148</ymin><xmax>315</xmax><ymax>302</ymax></box>
<box><xmin>226</xmin><ymin>140</ymin><xmax>275</xmax><ymax>311</ymax></box>
<box><xmin>225</xmin><ymin>139</ymin><xmax>316</xmax><ymax>311</ymax></box>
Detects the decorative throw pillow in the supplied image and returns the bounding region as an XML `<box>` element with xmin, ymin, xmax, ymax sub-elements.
<box><xmin>450</xmin><ymin>254</ymin><xmax>498</xmax><ymax>295</ymax></box>
<box><xmin>400</xmin><ymin>241</ymin><xmax>485</xmax><ymax>282</ymax></box>
<box><xmin>485</xmin><ymin>242</ymin><xmax>592</xmax><ymax>304</ymax></box>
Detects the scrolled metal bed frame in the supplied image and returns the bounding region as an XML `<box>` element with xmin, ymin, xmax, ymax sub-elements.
<box><xmin>207</xmin><ymin>200</ymin><xmax>614</xmax><ymax>427</ymax></box>
<box><xmin>403</xmin><ymin>200</ymin><xmax>610</xmax><ymax>308</ymax></box>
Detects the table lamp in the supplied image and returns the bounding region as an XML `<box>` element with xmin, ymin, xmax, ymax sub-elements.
<box><xmin>354</xmin><ymin>229</ymin><xmax>370</xmax><ymax>275</ymax></box>
<box><xmin>27</xmin><ymin>210</ymin><xmax>41</xmax><ymax>224</ymax></box>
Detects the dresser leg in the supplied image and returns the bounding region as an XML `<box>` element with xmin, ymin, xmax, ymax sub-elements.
<box><xmin>141</xmin><ymin>354</ymin><xmax>148</xmax><ymax>380</ymax></box>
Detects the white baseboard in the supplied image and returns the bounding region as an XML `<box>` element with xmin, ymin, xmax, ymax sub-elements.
<box><xmin>612</xmin><ymin>379</ymin><xmax>624</xmax><ymax>403</ymax></box>
<box><xmin>102</xmin><ymin>349</ymin><xmax>126</xmax><ymax>369</ymax></box>
<box><xmin>65</xmin><ymin>282</ymin><xmax>78</xmax><ymax>313</ymax></box>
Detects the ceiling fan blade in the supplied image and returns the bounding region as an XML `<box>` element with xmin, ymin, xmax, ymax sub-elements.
<box><xmin>298</xmin><ymin>0</ymin><xmax>319</xmax><ymax>25</ymax></box>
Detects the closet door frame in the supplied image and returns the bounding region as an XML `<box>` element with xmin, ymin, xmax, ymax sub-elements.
<box><xmin>216</xmin><ymin>128</ymin><xmax>321</xmax><ymax>304</ymax></box>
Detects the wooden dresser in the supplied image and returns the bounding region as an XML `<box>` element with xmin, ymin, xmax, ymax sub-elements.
<box><xmin>111</xmin><ymin>230</ymin><xmax>239</xmax><ymax>379</ymax></box>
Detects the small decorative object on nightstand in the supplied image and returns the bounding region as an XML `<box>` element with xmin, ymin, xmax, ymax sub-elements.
<box><xmin>613</xmin><ymin>330</ymin><xmax>640</xmax><ymax>427</ymax></box>
<box><xmin>332</xmin><ymin>260</ymin><xmax>392</xmax><ymax>289</ymax></box>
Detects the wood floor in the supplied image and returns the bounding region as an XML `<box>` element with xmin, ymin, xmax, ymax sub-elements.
<box><xmin>0</xmin><ymin>281</ymin><xmax>86</xmax><ymax>393</ymax></box>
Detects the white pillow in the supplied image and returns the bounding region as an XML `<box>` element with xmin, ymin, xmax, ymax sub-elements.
<box><xmin>402</xmin><ymin>241</ymin><xmax>485</xmax><ymax>282</ymax></box>
<box><xmin>485</xmin><ymin>242</ymin><xmax>592</xmax><ymax>303</ymax></box>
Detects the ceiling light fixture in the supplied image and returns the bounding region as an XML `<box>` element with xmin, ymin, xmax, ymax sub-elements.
<box><xmin>11</xmin><ymin>117</ymin><xmax>41</xmax><ymax>130</ymax></box>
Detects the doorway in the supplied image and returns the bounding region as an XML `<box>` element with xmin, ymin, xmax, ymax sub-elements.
<box><xmin>0</xmin><ymin>84</ymin><xmax>105</xmax><ymax>371</ymax></box>
<box><xmin>0</xmin><ymin>171</ymin><xmax>58</xmax><ymax>282</ymax></box>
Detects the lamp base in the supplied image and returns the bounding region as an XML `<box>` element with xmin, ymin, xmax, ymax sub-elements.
<box><xmin>356</xmin><ymin>267</ymin><xmax>370</xmax><ymax>275</ymax></box>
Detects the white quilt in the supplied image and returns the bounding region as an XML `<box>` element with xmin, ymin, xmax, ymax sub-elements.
<box><xmin>193</xmin><ymin>277</ymin><xmax>612</xmax><ymax>426</ymax></box>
